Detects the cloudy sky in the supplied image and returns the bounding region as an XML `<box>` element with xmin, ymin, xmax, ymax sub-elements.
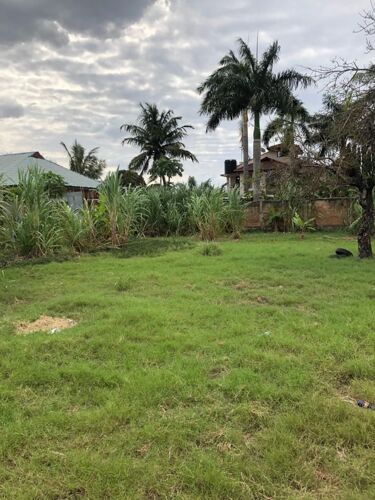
<box><xmin>0</xmin><ymin>0</ymin><xmax>372</xmax><ymax>184</ymax></box>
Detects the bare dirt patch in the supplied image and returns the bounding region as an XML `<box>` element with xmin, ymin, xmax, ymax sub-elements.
<box><xmin>16</xmin><ymin>315</ymin><xmax>76</xmax><ymax>335</ymax></box>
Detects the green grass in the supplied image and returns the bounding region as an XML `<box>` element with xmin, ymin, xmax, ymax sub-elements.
<box><xmin>0</xmin><ymin>233</ymin><xmax>374</xmax><ymax>499</ymax></box>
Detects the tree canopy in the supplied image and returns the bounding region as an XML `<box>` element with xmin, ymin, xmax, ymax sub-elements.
<box><xmin>61</xmin><ymin>140</ymin><xmax>106</xmax><ymax>180</ymax></box>
<box><xmin>198</xmin><ymin>38</ymin><xmax>312</xmax><ymax>198</ymax></box>
<box><xmin>121</xmin><ymin>103</ymin><xmax>198</xmax><ymax>176</ymax></box>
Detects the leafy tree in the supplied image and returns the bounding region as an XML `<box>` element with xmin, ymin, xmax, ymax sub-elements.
<box><xmin>149</xmin><ymin>157</ymin><xmax>183</xmax><ymax>186</ymax></box>
<box><xmin>198</xmin><ymin>38</ymin><xmax>312</xmax><ymax>199</ymax></box>
<box><xmin>187</xmin><ymin>176</ymin><xmax>197</xmax><ymax>189</ymax></box>
<box><xmin>121</xmin><ymin>103</ymin><xmax>198</xmax><ymax>175</ymax></box>
<box><xmin>41</xmin><ymin>172</ymin><xmax>67</xmax><ymax>198</ymax></box>
<box><xmin>336</xmin><ymin>90</ymin><xmax>375</xmax><ymax>258</ymax></box>
<box><xmin>118</xmin><ymin>170</ymin><xmax>146</xmax><ymax>188</ymax></box>
<box><xmin>61</xmin><ymin>140</ymin><xmax>106</xmax><ymax>180</ymax></box>
<box><xmin>308</xmin><ymin>95</ymin><xmax>349</xmax><ymax>157</ymax></box>
<box><xmin>263</xmin><ymin>97</ymin><xmax>311</xmax><ymax>155</ymax></box>
<box><xmin>308</xmin><ymin>4</ymin><xmax>375</xmax><ymax>258</ymax></box>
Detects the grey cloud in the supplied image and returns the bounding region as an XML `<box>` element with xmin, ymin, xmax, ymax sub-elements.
<box><xmin>0</xmin><ymin>0</ymin><xmax>372</xmax><ymax>184</ymax></box>
<box><xmin>0</xmin><ymin>99</ymin><xmax>25</xmax><ymax>118</ymax></box>
<box><xmin>0</xmin><ymin>0</ymin><xmax>155</xmax><ymax>46</ymax></box>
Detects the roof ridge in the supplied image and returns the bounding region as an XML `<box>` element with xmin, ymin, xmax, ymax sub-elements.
<box><xmin>0</xmin><ymin>152</ymin><xmax>37</xmax><ymax>157</ymax></box>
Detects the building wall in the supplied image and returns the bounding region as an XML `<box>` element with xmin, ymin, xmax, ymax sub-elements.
<box><xmin>65</xmin><ymin>191</ymin><xmax>84</xmax><ymax>210</ymax></box>
<box><xmin>64</xmin><ymin>188</ymin><xmax>98</xmax><ymax>210</ymax></box>
<box><xmin>244</xmin><ymin>198</ymin><xmax>353</xmax><ymax>230</ymax></box>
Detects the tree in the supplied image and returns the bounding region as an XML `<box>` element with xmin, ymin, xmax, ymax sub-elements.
<box><xmin>118</xmin><ymin>170</ymin><xmax>146</xmax><ymax>188</ymax></box>
<box><xmin>121</xmin><ymin>103</ymin><xmax>198</xmax><ymax>175</ymax></box>
<box><xmin>263</xmin><ymin>97</ymin><xmax>310</xmax><ymax>157</ymax></box>
<box><xmin>336</xmin><ymin>90</ymin><xmax>375</xmax><ymax>258</ymax></box>
<box><xmin>41</xmin><ymin>172</ymin><xmax>66</xmax><ymax>198</ymax></box>
<box><xmin>149</xmin><ymin>157</ymin><xmax>184</xmax><ymax>186</ymax></box>
<box><xmin>61</xmin><ymin>140</ymin><xmax>106</xmax><ymax>180</ymax></box>
<box><xmin>308</xmin><ymin>5</ymin><xmax>375</xmax><ymax>258</ymax></box>
<box><xmin>198</xmin><ymin>38</ymin><xmax>312</xmax><ymax>199</ymax></box>
<box><xmin>308</xmin><ymin>95</ymin><xmax>349</xmax><ymax>157</ymax></box>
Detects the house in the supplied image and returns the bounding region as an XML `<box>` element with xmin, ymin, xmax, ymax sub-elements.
<box><xmin>223</xmin><ymin>143</ymin><xmax>313</xmax><ymax>195</ymax></box>
<box><xmin>0</xmin><ymin>151</ymin><xmax>99</xmax><ymax>209</ymax></box>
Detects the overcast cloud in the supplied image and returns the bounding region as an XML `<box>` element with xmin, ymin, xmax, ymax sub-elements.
<box><xmin>0</xmin><ymin>0</ymin><xmax>372</xmax><ymax>184</ymax></box>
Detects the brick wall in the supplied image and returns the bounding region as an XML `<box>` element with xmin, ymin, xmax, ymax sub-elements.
<box><xmin>245</xmin><ymin>197</ymin><xmax>353</xmax><ymax>230</ymax></box>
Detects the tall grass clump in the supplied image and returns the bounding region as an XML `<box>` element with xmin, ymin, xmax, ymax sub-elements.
<box><xmin>0</xmin><ymin>168</ymin><xmax>64</xmax><ymax>258</ymax></box>
<box><xmin>57</xmin><ymin>202</ymin><xmax>97</xmax><ymax>252</ymax></box>
<box><xmin>99</xmin><ymin>171</ymin><xmax>148</xmax><ymax>245</ymax></box>
<box><xmin>0</xmin><ymin>169</ymin><xmax>248</xmax><ymax>263</ymax></box>
<box><xmin>199</xmin><ymin>242</ymin><xmax>223</xmax><ymax>256</ymax></box>
<box><xmin>143</xmin><ymin>185</ymin><xmax>192</xmax><ymax>236</ymax></box>
<box><xmin>189</xmin><ymin>188</ymin><xmax>226</xmax><ymax>240</ymax></box>
<box><xmin>224</xmin><ymin>187</ymin><xmax>247</xmax><ymax>238</ymax></box>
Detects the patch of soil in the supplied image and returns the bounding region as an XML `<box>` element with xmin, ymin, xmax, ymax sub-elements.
<box><xmin>255</xmin><ymin>295</ymin><xmax>269</xmax><ymax>304</ymax></box>
<box><xmin>16</xmin><ymin>315</ymin><xmax>76</xmax><ymax>335</ymax></box>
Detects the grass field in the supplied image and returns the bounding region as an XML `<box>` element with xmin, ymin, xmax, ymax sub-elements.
<box><xmin>0</xmin><ymin>234</ymin><xmax>374</xmax><ymax>499</ymax></box>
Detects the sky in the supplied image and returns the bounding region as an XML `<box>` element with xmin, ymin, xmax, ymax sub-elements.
<box><xmin>0</xmin><ymin>0</ymin><xmax>372</xmax><ymax>184</ymax></box>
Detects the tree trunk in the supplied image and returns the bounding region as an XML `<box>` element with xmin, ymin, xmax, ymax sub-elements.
<box><xmin>253</xmin><ymin>111</ymin><xmax>261</xmax><ymax>201</ymax></box>
<box><xmin>242</xmin><ymin>109</ymin><xmax>249</xmax><ymax>193</ymax></box>
<box><xmin>358</xmin><ymin>184</ymin><xmax>374</xmax><ymax>258</ymax></box>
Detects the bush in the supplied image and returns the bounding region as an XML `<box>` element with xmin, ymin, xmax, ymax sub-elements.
<box><xmin>98</xmin><ymin>172</ymin><xmax>148</xmax><ymax>245</ymax></box>
<box><xmin>0</xmin><ymin>168</ymin><xmax>65</xmax><ymax>258</ymax></box>
<box><xmin>199</xmin><ymin>242</ymin><xmax>223</xmax><ymax>256</ymax></box>
<box><xmin>114</xmin><ymin>277</ymin><xmax>133</xmax><ymax>292</ymax></box>
<box><xmin>292</xmin><ymin>211</ymin><xmax>316</xmax><ymax>238</ymax></box>
<box><xmin>189</xmin><ymin>189</ymin><xmax>225</xmax><ymax>240</ymax></box>
<box><xmin>0</xmin><ymin>170</ymin><xmax>247</xmax><ymax>264</ymax></box>
<box><xmin>224</xmin><ymin>188</ymin><xmax>247</xmax><ymax>238</ymax></box>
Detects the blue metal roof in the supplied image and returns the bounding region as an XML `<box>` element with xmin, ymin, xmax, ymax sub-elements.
<box><xmin>0</xmin><ymin>152</ymin><xmax>99</xmax><ymax>189</ymax></box>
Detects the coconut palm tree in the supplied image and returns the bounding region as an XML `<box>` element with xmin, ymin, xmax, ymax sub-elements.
<box><xmin>198</xmin><ymin>39</ymin><xmax>312</xmax><ymax>199</ymax></box>
<box><xmin>61</xmin><ymin>140</ymin><xmax>105</xmax><ymax>180</ymax></box>
<box><xmin>263</xmin><ymin>97</ymin><xmax>311</xmax><ymax>155</ymax></box>
<box><xmin>121</xmin><ymin>103</ymin><xmax>198</xmax><ymax>176</ymax></box>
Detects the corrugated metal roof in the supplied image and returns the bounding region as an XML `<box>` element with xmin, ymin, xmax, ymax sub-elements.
<box><xmin>0</xmin><ymin>152</ymin><xmax>99</xmax><ymax>189</ymax></box>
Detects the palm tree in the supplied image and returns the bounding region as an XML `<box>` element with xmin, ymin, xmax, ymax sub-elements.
<box><xmin>198</xmin><ymin>39</ymin><xmax>312</xmax><ymax>200</ymax></box>
<box><xmin>121</xmin><ymin>103</ymin><xmax>198</xmax><ymax>176</ymax></box>
<box><xmin>61</xmin><ymin>140</ymin><xmax>105</xmax><ymax>180</ymax></box>
<box><xmin>263</xmin><ymin>97</ymin><xmax>311</xmax><ymax>158</ymax></box>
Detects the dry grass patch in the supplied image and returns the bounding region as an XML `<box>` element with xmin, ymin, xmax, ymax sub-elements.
<box><xmin>16</xmin><ymin>315</ymin><xmax>76</xmax><ymax>335</ymax></box>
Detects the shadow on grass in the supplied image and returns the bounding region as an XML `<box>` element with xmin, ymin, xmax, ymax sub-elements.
<box><xmin>0</xmin><ymin>238</ymin><xmax>196</xmax><ymax>268</ymax></box>
<box><xmin>110</xmin><ymin>237</ymin><xmax>196</xmax><ymax>259</ymax></box>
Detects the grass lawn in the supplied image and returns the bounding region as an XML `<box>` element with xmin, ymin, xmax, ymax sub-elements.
<box><xmin>0</xmin><ymin>234</ymin><xmax>374</xmax><ymax>499</ymax></box>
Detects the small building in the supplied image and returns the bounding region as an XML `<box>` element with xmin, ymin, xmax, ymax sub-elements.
<box><xmin>223</xmin><ymin>143</ymin><xmax>310</xmax><ymax>195</ymax></box>
<box><xmin>0</xmin><ymin>151</ymin><xmax>98</xmax><ymax>209</ymax></box>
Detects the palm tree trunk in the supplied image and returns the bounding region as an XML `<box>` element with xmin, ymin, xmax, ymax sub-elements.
<box><xmin>358</xmin><ymin>184</ymin><xmax>374</xmax><ymax>258</ymax></box>
<box><xmin>253</xmin><ymin>111</ymin><xmax>261</xmax><ymax>201</ymax></box>
<box><xmin>242</xmin><ymin>110</ymin><xmax>249</xmax><ymax>193</ymax></box>
<box><xmin>288</xmin><ymin>119</ymin><xmax>296</xmax><ymax>169</ymax></box>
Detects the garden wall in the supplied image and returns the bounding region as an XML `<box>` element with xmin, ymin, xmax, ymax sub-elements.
<box><xmin>245</xmin><ymin>197</ymin><xmax>353</xmax><ymax>230</ymax></box>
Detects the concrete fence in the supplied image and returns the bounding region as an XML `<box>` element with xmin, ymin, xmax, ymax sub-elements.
<box><xmin>245</xmin><ymin>197</ymin><xmax>354</xmax><ymax>230</ymax></box>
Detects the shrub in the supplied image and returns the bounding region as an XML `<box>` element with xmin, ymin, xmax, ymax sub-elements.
<box><xmin>114</xmin><ymin>277</ymin><xmax>133</xmax><ymax>292</ymax></box>
<box><xmin>223</xmin><ymin>188</ymin><xmax>246</xmax><ymax>238</ymax></box>
<box><xmin>189</xmin><ymin>189</ymin><xmax>225</xmax><ymax>240</ymax></box>
<box><xmin>199</xmin><ymin>242</ymin><xmax>223</xmax><ymax>256</ymax></box>
<box><xmin>292</xmin><ymin>211</ymin><xmax>316</xmax><ymax>238</ymax></box>
<box><xmin>98</xmin><ymin>172</ymin><xmax>148</xmax><ymax>245</ymax></box>
<box><xmin>0</xmin><ymin>168</ymin><xmax>64</xmax><ymax>258</ymax></box>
